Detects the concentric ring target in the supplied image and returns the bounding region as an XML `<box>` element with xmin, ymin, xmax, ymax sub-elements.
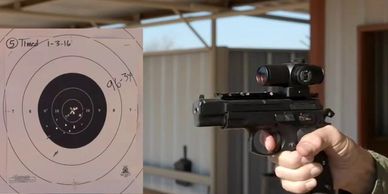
<box><xmin>39</xmin><ymin>73</ymin><xmax>107</xmax><ymax>148</ymax></box>
<box><xmin>23</xmin><ymin>55</ymin><xmax>124</xmax><ymax>167</ymax></box>
<box><xmin>0</xmin><ymin>29</ymin><xmax>143</xmax><ymax>193</ymax></box>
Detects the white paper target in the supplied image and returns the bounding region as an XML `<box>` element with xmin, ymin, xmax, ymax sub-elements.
<box><xmin>0</xmin><ymin>29</ymin><xmax>143</xmax><ymax>194</ymax></box>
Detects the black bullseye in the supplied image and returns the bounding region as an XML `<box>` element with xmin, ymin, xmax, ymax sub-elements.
<box><xmin>38</xmin><ymin>73</ymin><xmax>107</xmax><ymax>149</ymax></box>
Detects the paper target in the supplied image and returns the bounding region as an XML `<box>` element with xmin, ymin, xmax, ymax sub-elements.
<box><xmin>0</xmin><ymin>29</ymin><xmax>143</xmax><ymax>194</ymax></box>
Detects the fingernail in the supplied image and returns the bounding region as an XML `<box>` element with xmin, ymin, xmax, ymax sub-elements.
<box><xmin>310</xmin><ymin>166</ymin><xmax>322</xmax><ymax>177</ymax></box>
<box><xmin>305</xmin><ymin>179</ymin><xmax>317</xmax><ymax>190</ymax></box>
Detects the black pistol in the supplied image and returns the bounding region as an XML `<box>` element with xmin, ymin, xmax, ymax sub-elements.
<box><xmin>193</xmin><ymin>61</ymin><xmax>335</xmax><ymax>194</ymax></box>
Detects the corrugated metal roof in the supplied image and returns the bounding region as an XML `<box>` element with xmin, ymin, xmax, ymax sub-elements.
<box><xmin>0</xmin><ymin>0</ymin><xmax>309</xmax><ymax>28</ymax></box>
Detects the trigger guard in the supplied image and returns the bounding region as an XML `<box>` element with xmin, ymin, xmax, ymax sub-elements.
<box><xmin>250</xmin><ymin>130</ymin><xmax>282</xmax><ymax>156</ymax></box>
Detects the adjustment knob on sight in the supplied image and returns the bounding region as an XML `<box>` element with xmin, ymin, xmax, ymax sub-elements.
<box><xmin>324</xmin><ymin>109</ymin><xmax>335</xmax><ymax>118</ymax></box>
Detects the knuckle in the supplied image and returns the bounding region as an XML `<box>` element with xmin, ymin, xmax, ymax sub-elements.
<box><xmin>286</xmin><ymin>152</ymin><xmax>302</xmax><ymax>168</ymax></box>
<box><xmin>274</xmin><ymin>166</ymin><xmax>282</xmax><ymax>178</ymax></box>
<box><xmin>323</xmin><ymin>125</ymin><xmax>341</xmax><ymax>139</ymax></box>
<box><xmin>278</xmin><ymin>151</ymin><xmax>293</xmax><ymax>166</ymax></box>
<box><xmin>305</xmin><ymin>163</ymin><xmax>322</xmax><ymax>179</ymax></box>
<box><xmin>298</xmin><ymin>167</ymin><xmax>313</xmax><ymax>180</ymax></box>
<box><xmin>322</xmin><ymin>125</ymin><xmax>344</xmax><ymax>144</ymax></box>
<box><xmin>324</xmin><ymin>125</ymin><xmax>338</xmax><ymax>133</ymax></box>
<box><xmin>276</xmin><ymin>164</ymin><xmax>316</xmax><ymax>181</ymax></box>
<box><xmin>310</xmin><ymin>134</ymin><xmax>323</xmax><ymax>148</ymax></box>
<box><xmin>299</xmin><ymin>133</ymin><xmax>322</xmax><ymax>150</ymax></box>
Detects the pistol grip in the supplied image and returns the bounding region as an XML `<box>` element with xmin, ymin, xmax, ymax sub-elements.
<box><xmin>310</xmin><ymin>151</ymin><xmax>335</xmax><ymax>194</ymax></box>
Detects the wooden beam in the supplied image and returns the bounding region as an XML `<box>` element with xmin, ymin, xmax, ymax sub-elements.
<box><xmin>255</xmin><ymin>14</ymin><xmax>309</xmax><ymax>24</ymax></box>
<box><xmin>229</xmin><ymin>0</ymin><xmax>268</xmax><ymax>5</ymax></box>
<box><xmin>244</xmin><ymin>0</ymin><xmax>309</xmax><ymax>13</ymax></box>
<box><xmin>107</xmin><ymin>0</ymin><xmax>226</xmax><ymax>13</ymax></box>
<box><xmin>140</xmin><ymin>9</ymin><xmax>175</xmax><ymax>20</ymax></box>
<box><xmin>1</xmin><ymin>0</ymin><xmax>54</xmax><ymax>9</ymax></box>
<box><xmin>0</xmin><ymin>8</ymin><xmax>134</xmax><ymax>25</ymax></box>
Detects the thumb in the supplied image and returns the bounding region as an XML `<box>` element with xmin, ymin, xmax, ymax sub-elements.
<box><xmin>296</xmin><ymin>125</ymin><xmax>346</xmax><ymax>158</ymax></box>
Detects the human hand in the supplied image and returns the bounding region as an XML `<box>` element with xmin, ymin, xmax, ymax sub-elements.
<box><xmin>264</xmin><ymin>125</ymin><xmax>376</xmax><ymax>193</ymax></box>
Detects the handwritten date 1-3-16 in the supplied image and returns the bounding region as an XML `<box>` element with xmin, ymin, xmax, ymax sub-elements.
<box><xmin>106</xmin><ymin>72</ymin><xmax>134</xmax><ymax>91</ymax></box>
<box><xmin>47</xmin><ymin>40</ymin><xmax>72</xmax><ymax>47</ymax></box>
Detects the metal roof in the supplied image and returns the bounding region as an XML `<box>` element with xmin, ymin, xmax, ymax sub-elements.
<box><xmin>0</xmin><ymin>0</ymin><xmax>309</xmax><ymax>28</ymax></box>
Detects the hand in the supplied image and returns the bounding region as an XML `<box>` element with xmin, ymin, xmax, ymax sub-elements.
<box><xmin>264</xmin><ymin>125</ymin><xmax>376</xmax><ymax>193</ymax></box>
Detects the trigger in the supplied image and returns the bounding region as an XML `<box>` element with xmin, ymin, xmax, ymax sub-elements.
<box><xmin>252</xmin><ymin>130</ymin><xmax>281</xmax><ymax>155</ymax></box>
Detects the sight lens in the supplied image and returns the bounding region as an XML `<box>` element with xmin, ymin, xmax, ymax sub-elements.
<box><xmin>256</xmin><ymin>66</ymin><xmax>269</xmax><ymax>85</ymax></box>
<box><xmin>292</xmin><ymin>65</ymin><xmax>324</xmax><ymax>86</ymax></box>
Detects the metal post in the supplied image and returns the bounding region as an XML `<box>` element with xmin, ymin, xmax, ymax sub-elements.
<box><xmin>173</xmin><ymin>9</ymin><xmax>210</xmax><ymax>49</ymax></box>
<box><xmin>210</xmin><ymin>17</ymin><xmax>217</xmax><ymax>194</ymax></box>
<box><xmin>310</xmin><ymin>0</ymin><xmax>325</xmax><ymax>105</ymax></box>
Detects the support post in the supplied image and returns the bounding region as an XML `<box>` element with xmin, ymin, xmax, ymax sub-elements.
<box><xmin>174</xmin><ymin>9</ymin><xmax>210</xmax><ymax>49</ymax></box>
<box><xmin>310</xmin><ymin>0</ymin><xmax>325</xmax><ymax>105</ymax></box>
<box><xmin>210</xmin><ymin>17</ymin><xmax>217</xmax><ymax>194</ymax></box>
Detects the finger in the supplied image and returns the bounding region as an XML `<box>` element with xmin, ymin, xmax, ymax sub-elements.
<box><xmin>270</xmin><ymin>152</ymin><xmax>314</xmax><ymax>166</ymax></box>
<box><xmin>296</xmin><ymin>125</ymin><xmax>345</xmax><ymax>158</ymax></box>
<box><xmin>271</xmin><ymin>151</ymin><xmax>305</xmax><ymax>169</ymax></box>
<box><xmin>281</xmin><ymin>178</ymin><xmax>317</xmax><ymax>194</ymax></box>
<box><xmin>259</xmin><ymin>130</ymin><xmax>276</xmax><ymax>153</ymax></box>
<box><xmin>275</xmin><ymin>163</ymin><xmax>323</xmax><ymax>181</ymax></box>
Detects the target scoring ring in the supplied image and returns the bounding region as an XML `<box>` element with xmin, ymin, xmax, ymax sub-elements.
<box><xmin>61</xmin><ymin>98</ymin><xmax>84</xmax><ymax>124</ymax></box>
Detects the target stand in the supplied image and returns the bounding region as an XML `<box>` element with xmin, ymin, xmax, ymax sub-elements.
<box><xmin>0</xmin><ymin>29</ymin><xmax>143</xmax><ymax>194</ymax></box>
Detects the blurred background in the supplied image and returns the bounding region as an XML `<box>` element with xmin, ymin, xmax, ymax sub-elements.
<box><xmin>1</xmin><ymin>0</ymin><xmax>388</xmax><ymax>193</ymax></box>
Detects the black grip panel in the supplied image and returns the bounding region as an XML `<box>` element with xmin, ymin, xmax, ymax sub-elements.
<box><xmin>310</xmin><ymin>151</ymin><xmax>334</xmax><ymax>194</ymax></box>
